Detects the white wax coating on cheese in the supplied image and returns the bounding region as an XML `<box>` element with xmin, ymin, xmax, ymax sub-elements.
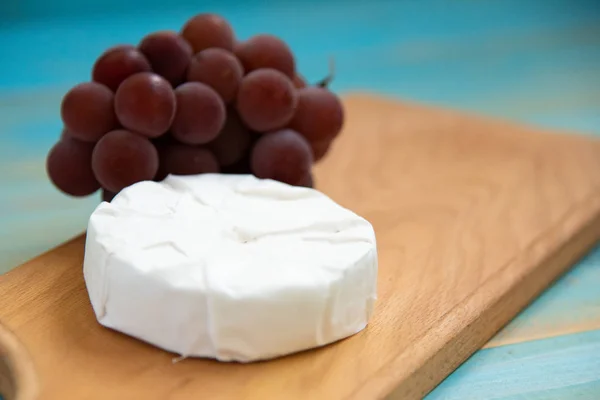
<box><xmin>83</xmin><ymin>174</ymin><xmax>378</xmax><ymax>362</ymax></box>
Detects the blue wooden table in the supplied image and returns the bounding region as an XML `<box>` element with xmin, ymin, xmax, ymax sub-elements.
<box><xmin>1</xmin><ymin>0</ymin><xmax>599</xmax><ymax>398</ymax></box>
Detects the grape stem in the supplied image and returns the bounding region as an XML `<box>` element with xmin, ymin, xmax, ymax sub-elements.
<box><xmin>315</xmin><ymin>57</ymin><xmax>335</xmax><ymax>88</ymax></box>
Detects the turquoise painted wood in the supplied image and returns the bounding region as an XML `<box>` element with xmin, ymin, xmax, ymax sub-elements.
<box><xmin>0</xmin><ymin>0</ymin><xmax>599</xmax><ymax>398</ymax></box>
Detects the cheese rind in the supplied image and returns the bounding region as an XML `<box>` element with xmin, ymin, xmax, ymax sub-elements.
<box><xmin>83</xmin><ymin>174</ymin><xmax>378</xmax><ymax>362</ymax></box>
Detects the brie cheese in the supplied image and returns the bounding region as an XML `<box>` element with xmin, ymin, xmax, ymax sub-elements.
<box><xmin>83</xmin><ymin>174</ymin><xmax>378</xmax><ymax>362</ymax></box>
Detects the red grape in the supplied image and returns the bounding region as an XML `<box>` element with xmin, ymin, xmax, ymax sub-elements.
<box><xmin>296</xmin><ymin>172</ymin><xmax>314</xmax><ymax>188</ymax></box>
<box><xmin>114</xmin><ymin>72</ymin><xmax>176</xmax><ymax>138</ymax></box>
<box><xmin>46</xmin><ymin>136</ymin><xmax>100</xmax><ymax>196</ymax></box>
<box><xmin>288</xmin><ymin>86</ymin><xmax>344</xmax><ymax>142</ymax></box>
<box><xmin>311</xmin><ymin>138</ymin><xmax>332</xmax><ymax>162</ymax></box>
<box><xmin>151</xmin><ymin>131</ymin><xmax>175</xmax><ymax>147</ymax></box>
<box><xmin>250</xmin><ymin>128</ymin><xmax>313</xmax><ymax>185</ymax></box>
<box><xmin>181</xmin><ymin>14</ymin><xmax>235</xmax><ymax>53</ymax></box>
<box><xmin>60</xmin><ymin>82</ymin><xmax>117</xmax><ymax>142</ymax></box>
<box><xmin>171</xmin><ymin>82</ymin><xmax>226</xmax><ymax>145</ymax></box>
<box><xmin>236</xmin><ymin>69</ymin><xmax>298</xmax><ymax>132</ymax></box>
<box><xmin>102</xmin><ymin>189</ymin><xmax>117</xmax><ymax>202</ymax></box>
<box><xmin>160</xmin><ymin>143</ymin><xmax>220</xmax><ymax>176</ymax></box>
<box><xmin>293</xmin><ymin>74</ymin><xmax>307</xmax><ymax>89</ymax></box>
<box><xmin>151</xmin><ymin>133</ymin><xmax>175</xmax><ymax>181</ymax></box>
<box><xmin>186</xmin><ymin>48</ymin><xmax>244</xmax><ymax>103</ymax></box>
<box><xmin>60</xmin><ymin>127</ymin><xmax>71</xmax><ymax>139</ymax></box>
<box><xmin>139</xmin><ymin>31</ymin><xmax>193</xmax><ymax>86</ymax></box>
<box><xmin>92</xmin><ymin>45</ymin><xmax>152</xmax><ymax>91</ymax></box>
<box><xmin>207</xmin><ymin>110</ymin><xmax>251</xmax><ymax>166</ymax></box>
<box><xmin>235</xmin><ymin>34</ymin><xmax>295</xmax><ymax>78</ymax></box>
<box><xmin>222</xmin><ymin>153</ymin><xmax>252</xmax><ymax>174</ymax></box>
<box><xmin>91</xmin><ymin>129</ymin><xmax>159</xmax><ymax>192</ymax></box>
<box><xmin>154</xmin><ymin>169</ymin><xmax>169</xmax><ymax>182</ymax></box>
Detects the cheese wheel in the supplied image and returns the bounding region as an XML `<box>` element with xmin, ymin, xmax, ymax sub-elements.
<box><xmin>83</xmin><ymin>174</ymin><xmax>378</xmax><ymax>362</ymax></box>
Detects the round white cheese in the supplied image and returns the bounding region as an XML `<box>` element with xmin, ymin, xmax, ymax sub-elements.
<box><xmin>83</xmin><ymin>174</ymin><xmax>378</xmax><ymax>362</ymax></box>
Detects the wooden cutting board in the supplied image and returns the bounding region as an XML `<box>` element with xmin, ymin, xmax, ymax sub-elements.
<box><xmin>2</xmin><ymin>93</ymin><xmax>600</xmax><ymax>400</ymax></box>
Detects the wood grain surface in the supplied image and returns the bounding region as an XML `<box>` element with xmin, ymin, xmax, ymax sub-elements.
<box><xmin>1</xmin><ymin>94</ymin><xmax>600</xmax><ymax>399</ymax></box>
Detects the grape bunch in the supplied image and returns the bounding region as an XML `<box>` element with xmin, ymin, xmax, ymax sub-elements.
<box><xmin>46</xmin><ymin>13</ymin><xmax>344</xmax><ymax>202</ymax></box>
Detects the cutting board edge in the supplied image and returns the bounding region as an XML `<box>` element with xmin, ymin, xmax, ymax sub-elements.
<box><xmin>339</xmin><ymin>91</ymin><xmax>600</xmax><ymax>141</ymax></box>
<box><xmin>0</xmin><ymin>234</ymin><xmax>86</xmax><ymax>283</ymax></box>
<box><xmin>349</xmin><ymin>187</ymin><xmax>600</xmax><ymax>400</ymax></box>
<box><xmin>0</xmin><ymin>320</ymin><xmax>39</xmax><ymax>400</ymax></box>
